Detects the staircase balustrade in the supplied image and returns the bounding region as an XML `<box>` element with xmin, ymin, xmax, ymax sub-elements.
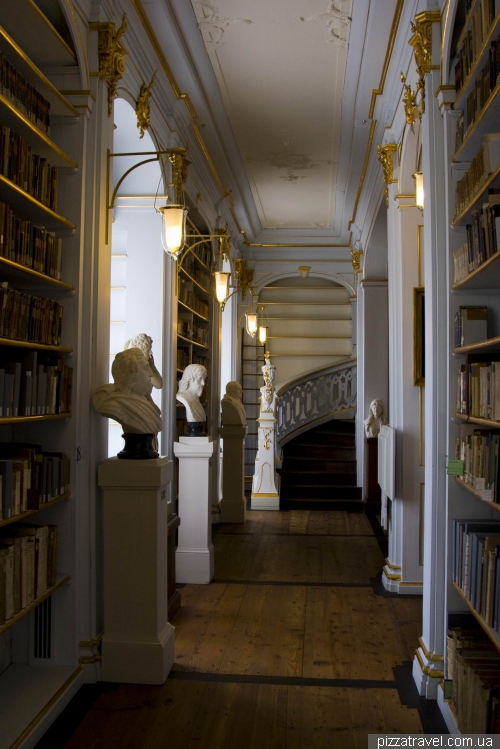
<box><xmin>276</xmin><ymin>358</ymin><xmax>357</xmax><ymax>445</ymax></box>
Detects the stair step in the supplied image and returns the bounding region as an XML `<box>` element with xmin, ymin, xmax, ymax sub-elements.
<box><xmin>286</xmin><ymin>445</ymin><xmax>356</xmax><ymax>460</ymax></box>
<box><xmin>293</xmin><ymin>434</ymin><xmax>355</xmax><ymax>448</ymax></box>
<box><xmin>281</xmin><ymin>485</ymin><xmax>361</xmax><ymax>499</ymax></box>
<box><xmin>281</xmin><ymin>498</ymin><xmax>363</xmax><ymax>512</ymax></box>
<box><xmin>281</xmin><ymin>460</ymin><xmax>356</xmax><ymax>473</ymax></box>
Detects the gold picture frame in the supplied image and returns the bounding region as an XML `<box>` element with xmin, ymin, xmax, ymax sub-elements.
<box><xmin>414</xmin><ymin>287</ymin><xmax>425</xmax><ymax>386</ymax></box>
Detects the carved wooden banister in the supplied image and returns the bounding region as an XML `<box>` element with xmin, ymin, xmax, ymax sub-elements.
<box><xmin>276</xmin><ymin>358</ymin><xmax>357</xmax><ymax>446</ymax></box>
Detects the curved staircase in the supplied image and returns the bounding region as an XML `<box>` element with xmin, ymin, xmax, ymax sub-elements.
<box><xmin>279</xmin><ymin>420</ymin><xmax>362</xmax><ymax>511</ymax></box>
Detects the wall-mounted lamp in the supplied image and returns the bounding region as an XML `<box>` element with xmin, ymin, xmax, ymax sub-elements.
<box><xmin>245</xmin><ymin>312</ymin><xmax>258</xmax><ymax>337</ymax></box>
<box><xmin>215</xmin><ymin>271</ymin><xmax>230</xmax><ymax>306</ymax></box>
<box><xmin>158</xmin><ymin>204</ymin><xmax>188</xmax><ymax>257</ymax></box>
<box><xmin>413</xmin><ymin>171</ymin><xmax>424</xmax><ymax>211</ymax></box>
<box><xmin>215</xmin><ymin>258</ymin><xmax>255</xmax><ymax>311</ymax></box>
<box><xmin>258</xmin><ymin>326</ymin><xmax>268</xmax><ymax>345</ymax></box>
<box><xmin>298</xmin><ymin>266</ymin><xmax>311</xmax><ymax>279</ymax></box>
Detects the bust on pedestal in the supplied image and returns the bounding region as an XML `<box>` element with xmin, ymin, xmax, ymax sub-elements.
<box><xmin>174</xmin><ymin>363</ymin><xmax>214</xmax><ymax>583</ymax></box>
<box><xmin>220</xmin><ymin>381</ymin><xmax>247</xmax><ymax>523</ymax></box>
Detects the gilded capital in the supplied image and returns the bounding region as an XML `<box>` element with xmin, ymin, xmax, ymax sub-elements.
<box><xmin>136</xmin><ymin>71</ymin><xmax>157</xmax><ymax>138</ymax></box>
<box><xmin>169</xmin><ymin>149</ymin><xmax>190</xmax><ymax>204</ymax></box>
<box><xmin>408</xmin><ymin>11</ymin><xmax>440</xmax><ymax>115</ymax></box>
<box><xmin>234</xmin><ymin>257</ymin><xmax>254</xmax><ymax>299</ymax></box>
<box><xmin>400</xmin><ymin>72</ymin><xmax>418</xmax><ymax>125</ymax></box>
<box><xmin>377</xmin><ymin>144</ymin><xmax>398</xmax><ymax>206</ymax></box>
<box><xmin>91</xmin><ymin>14</ymin><xmax>128</xmax><ymax>116</ymax></box>
<box><xmin>351</xmin><ymin>249</ymin><xmax>363</xmax><ymax>274</ymax></box>
<box><xmin>215</xmin><ymin>224</ymin><xmax>231</xmax><ymax>262</ymax></box>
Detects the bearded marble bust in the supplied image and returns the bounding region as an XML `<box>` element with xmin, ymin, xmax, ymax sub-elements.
<box><xmin>93</xmin><ymin>348</ymin><xmax>162</xmax><ymax>436</ymax></box>
<box><xmin>124</xmin><ymin>333</ymin><xmax>162</xmax><ymax>389</ymax></box>
<box><xmin>176</xmin><ymin>363</ymin><xmax>207</xmax><ymax>424</ymax></box>
<box><xmin>221</xmin><ymin>381</ymin><xmax>247</xmax><ymax>425</ymax></box>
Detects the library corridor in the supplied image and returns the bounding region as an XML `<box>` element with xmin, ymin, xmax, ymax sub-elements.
<box><xmin>35</xmin><ymin>510</ymin><xmax>445</xmax><ymax>749</ymax></box>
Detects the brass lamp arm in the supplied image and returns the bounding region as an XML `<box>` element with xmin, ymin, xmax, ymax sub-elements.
<box><xmin>177</xmin><ymin>235</ymin><xmax>230</xmax><ymax>268</ymax></box>
<box><xmin>220</xmin><ymin>285</ymin><xmax>256</xmax><ymax>312</ymax></box>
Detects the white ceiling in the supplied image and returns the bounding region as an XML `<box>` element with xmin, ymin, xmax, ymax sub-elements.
<box><xmin>190</xmin><ymin>0</ymin><xmax>352</xmax><ymax>233</ymax></box>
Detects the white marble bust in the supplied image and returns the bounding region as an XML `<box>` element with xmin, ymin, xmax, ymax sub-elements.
<box><xmin>93</xmin><ymin>348</ymin><xmax>162</xmax><ymax>435</ymax></box>
<box><xmin>124</xmin><ymin>333</ymin><xmax>162</xmax><ymax>389</ymax></box>
<box><xmin>221</xmin><ymin>381</ymin><xmax>247</xmax><ymax>425</ymax></box>
<box><xmin>176</xmin><ymin>363</ymin><xmax>207</xmax><ymax>423</ymax></box>
<box><xmin>364</xmin><ymin>398</ymin><xmax>388</xmax><ymax>438</ymax></box>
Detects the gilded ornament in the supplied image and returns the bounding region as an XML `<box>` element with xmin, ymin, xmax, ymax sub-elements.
<box><xmin>169</xmin><ymin>149</ymin><xmax>190</xmax><ymax>203</ymax></box>
<box><xmin>92</xmin><ymin>14</ymin><xmax>128</xmax><ymax>116</ymax></box>
<box><xmin>262</xmin><ymin>428</ymin><xmax>272</xmax><ymax>450</ymax></box>
<box><xmin>136</xmin><ymin>71</ymin><xmax>157</xmax><ymax>138</ymax></box>
<box><xmin>350</xmin><ymin>249</ymin><xmax>363</xmax><ymax>274</ymax></box>
<box><xmin>377</xmin><ymin>144</ymin><xmax>398</xmax><ymax>207</ymax></box>
<box><xmin>408</xmin><ymin>12</ymin><xmax>440</xmax><ymax>115</ymax></box>
<box><xmin>400</xmin><ymin>72</ymin><xmax>418</xmax><ymax>125</ymax></box>
<box><xmin>233</xmin><ymin>258</ymin><xmax>254</xmax><ymax>300</ymax></box>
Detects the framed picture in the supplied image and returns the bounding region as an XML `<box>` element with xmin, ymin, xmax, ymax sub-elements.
<box><xmin>414</xmin><ymin>287</ymin><xmax>425</xmax><ymax>386</ymax></box>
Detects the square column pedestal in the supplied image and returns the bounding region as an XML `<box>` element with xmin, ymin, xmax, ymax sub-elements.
<box><xmin>98</xmin><ymin>456</ymin><xmax>174</xmax><ymax>684</ymax></box>
<box><xmin>219</xmin><ymin>424</ymin><xmax>247</xmax><ymax>523</ymax></box>
<box><xmin>174</xmin><ymin>436</ymin><xmax>215</xmax><ymax>583</ymax></box>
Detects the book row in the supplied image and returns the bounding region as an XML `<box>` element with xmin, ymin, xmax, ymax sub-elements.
<box><xmin>0</xmin><ymin>52</ymin><xmax>50</xmax><ymax>136</ymax></box>
<box><xmin>178</xmin><ymin>279</ymin><xmax>209</xmax><ymax>318</ymax></box>
<box><xmin>177</xmin><ymin>319</ymin><xmax>209</xmax><ymax>346</ymax></box>
<box><xmin>0</xmin><ymin>523</ymin><xmax>58</xmax><ymax>624</ymax></box>
<box><xmin>454</xmin><ymin>305</ymin><xmax>487</xmax><ymax>348</ymax></box>
<box><xmin>181</xmin><ymin>254</ymin><xmax>211</xmax><ymax>292</ymax></box>
<box><xmin>192</xmin><ymin>354</ymin><xmax>209</xmax><ymax>368</ymax></box>
<box><xmin>447</xmin><ymin>627</ymin><xmax>500</xmax><ymax>733</ymax></box>
<box><xmin>0</xmin><ymin>354</ymin><xmax>72</xmax><ymax>418</ymax></box>
<box><xmin>455</xmin><ymin>33</ymin><xmax>500</xmax><ymax>152</ymax></box>
<box><xmin>0</xmin><ymin>286</ymin><xmax>63</xmax><ymax>345</ymax></box>
<box><xmin>453</xmin><ymin>190</ymin><xmax>500</xmax><ymax>282</ymax></box>
<box><xmin>0</xmin><ymin>201</ymin><xmax>62</xmax><ymax>278</ymax></box>
<box><xmin>176</xmin><ymin>348</ymin><xmax>189</xmax><ymax>371</ymax></box>
<box><xmin>457</xmin><ymin>358</ymin><xmax>500</xmax><ymax>419</ymax></box>
<box><xmin>455</xmin><ymin>134</ymin><xmax>500</xmax><ymax>218</ymax></box>
<box><xmin>455</xmin><ymin>429</ymin><xmax>500</xmax><ymax>500</ymax></box>
<box><xmin>0</xmin><ymin>442</ymin><xmax>69</xmax><ymax>520</ymax></box>
<box><xmin>452</xmin><ymin>520</ymin><xmax>500</xmax><ymax>629</ymax></box>
<box><xmin>189</xmin><ymin>239</ymin><xmax>211</xmax><ymax>269</ymax></box>
<box><xmin>454</xmin><ymin>0</ymin><xmax>499</xmax><ymax>94</ymax></box>
<box><xmin>0</xmin><ymin>126</ymin><xmax>58</xmax><ymax>211</ymax></box>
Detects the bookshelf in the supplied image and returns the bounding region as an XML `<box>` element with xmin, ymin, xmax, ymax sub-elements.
<box><xmin>443</xmin><ymin>0</ymin><xmax>500</xmax><ymax>731</ymax></box>
<box><xmin>0</xmin><ymin>4</ymin><xmax>82</xmax><ymax>747</ymax></box>
<box><xmin>176</xmin><ymin>219</ymin><xmax>213</xmax><ymax>441</ymax></box>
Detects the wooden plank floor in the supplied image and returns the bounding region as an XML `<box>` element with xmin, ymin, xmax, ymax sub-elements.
<box><xmin>36</xmin><ymin>510</ymin><xmax>426</xmax><ymax>749</ymax></box>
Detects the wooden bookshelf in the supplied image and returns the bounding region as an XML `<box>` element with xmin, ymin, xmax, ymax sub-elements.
<box><xmin>178</xmin><ymin>298</ymin><xmax>209</xmax><ymax>321</ymax></box>
<box><xmin>0</xmin><ymin>174</ymin><xmax>75</xmax><ymax>231</ymax></box>
<box><xmin>0</xmin><ymin>94</ymin><xmax>76</xmax><ymax>168</ymax></box>
<box><xmin>452</xmin><ymin>250</ymin><xmax>500</xmax><ymax>290</ymax></box>
<box><xmin>452</xmin><ymin>165</ymin><xmax>500</xmax><ymax>226</ymax></box>
<box><xmin>0</xmin><ymin>491</ymin><xmax>70</xmax><ymax>528</ymax></box>
<box><xmin>453</xmin><ymin>581</ymin><xmax>500</xmax><ymax>652</ymax></box>
<box><xmin>0</xmin><ymin>412</ymin><xmax>71</xmax><ymax>425</ymax></box>
<box><xmin>454</xmin><ymin>477</ymin><xmax>500</xmax><ymax>513</ymax></box>
<box><xmin>0</xmin><ymin>0</ymin><xmax>76</xmax><ymax>68</ymax></box>
<box><xmin>178</xmin><ymin>267</ymin><xmax>210</xmax><ymax>296</ymax></box>
<box><xmin>177</xmin><ymin>334</ymin><xmax>209</xmax><ymax>349</ymax></box>
<box><xmin>0</xmin><ymin>256</ymin><xmax>74</xmax><ymax>292</ymax></box>
<box><xmin>455</xmin><ymin>412</ymin><xmax>500</xmax><ymax>429</ymax></box>
<box><xmin>455</xmin><ymin>12</ymin><xmax>500</xmax><ymax>109</ymax></box>
<box><xmin>456</xmin><ymin>0</ymin><xmax>482</xmax><ymax>49</ymax></box>
<box><xmin>0</xmin><ymin>574</ymin><xmax>71</xmax><ymax>636</ymax></box>
<box><xmin>0</xmin><ymin>338</ymin><xmax>72</xmax><ymax>353</ymax></box>
<box><xmin>453</xmin><ymin>335</ymin><xmax>500</xmax><ymax>354</ymax></box>
<box><xmin>454</xmin><ymin>81</ymin><xmax>500</xmax><ymax>162</ymax></box>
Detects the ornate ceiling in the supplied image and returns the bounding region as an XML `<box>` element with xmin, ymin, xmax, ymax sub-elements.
<box><xmin>190</xmin><ymin>0</ymin><xmax>352</xmax><ymax>234</ymax></box>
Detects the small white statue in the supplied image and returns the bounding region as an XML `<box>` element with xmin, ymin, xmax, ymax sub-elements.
<box><xmin>221</xmin><ymin>381</ymin><xmax>247</xmax><ymax>425</ymax></box>
<box><xmin>124</xmin><ymin>333</ymin><xmax>162</xmax><ymax>389</ymax></box>
<box><xmin>262</xmin><ymin>352</ymin><xmax>276</xmax><ymax>387</ymax></box>
<box><xmin>93</xmin><ymin>348</ymin><xmax>162</xmax><ymax>435</ymax></box>
<box><xmin>176</xmin><ymin>363</ymin><xmax>207</xmax><ymax>428</ymax></box>
<box><xmin>364</xmin><ymin>398</ymin><xmax>388</xmax><ymax>438</ymax></box>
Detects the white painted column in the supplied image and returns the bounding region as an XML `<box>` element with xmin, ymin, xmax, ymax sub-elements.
<box><xmin>219</xmin><ymin>424</ymin><xmax>247</xmax><ymax>523</ymax></box>
<box><xmin>251</xmin><ymin>393</ymin><xmax>279</xmax><ymax>510</ymax></box>
<box><xmin>174</xmin><ymin>436</ymin><xmax>215</xmax><ymax>582</ymax></box>
<box><xmin>413</xmin><ymin>73</ymin><xmax>453</xmax><ymax>698</ymax></box>
<box><xmin>98</xmin><ymin>457</ymin><xmax>175</xmax><ymax>684</ymax></box>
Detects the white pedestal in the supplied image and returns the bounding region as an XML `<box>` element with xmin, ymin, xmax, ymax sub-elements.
<box><xmin>98</xmin><ymin>456</ymin><xmax>174</xmax><ymax>684</ymax></box>
<box><xmin>251</xmin><ymin>409</ymin><xmax>279</xmax><ymax>511</ymax></box>
<box><xmin>219</xmin><ymin>424</ymin><xmax>247</xmax><ymax>523</ymax></box>
<box><xmin>174</xmin><ymin>436</ymin><xmax>215</xmax><ymax>583</ymax></box>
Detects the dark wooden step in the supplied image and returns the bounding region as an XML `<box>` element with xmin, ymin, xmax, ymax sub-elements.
<box><xmin>292</xmin><ymin>433</ymin><xmax>355</xmax><ymax>448</ymax></box>
<box><xmin>285</xmin><ymin>445</ymin><xmax>356</xmax><ymax>460</ymax></box>
<box><xmin>280</xmin><ymin>484</ymin><xmax>361</xmax><ymax>499</ymax></box>
<box><xmin>281</xmin><ymin>459</ymin><xmax>357</xmax><ymax>473</ymax></box>
<box><xmin>281</xmin><ymin>498</ymin><xmax>363</xmax><ymax>512</ymax></box>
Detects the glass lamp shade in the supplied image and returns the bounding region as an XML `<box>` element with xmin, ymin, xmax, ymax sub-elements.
<box><xmin>215</xmin><ymin>272</ymin><xmax>230</xmax><ymax>305</ymax></box>
<box><xmin>414</xmin><ymin>172</ymin><xmax>424</xmax><ymax>211</ymax></box>
<box><xmin>258</xmin><ymin>326</ymin><xmax>268</xmax><ymax>345</ymax></box>
<box><xmin>298</xmin><ymin>265</ymin><xmax>311</xmax><ymax>279</ymax></box>
<box><xmin>158</xmin><ymin>204</ymin><xmax>188</xmax><ymax>256</ymax></box>
<box><xmin>245</xmin><ymin>312</ymin><xmax>258</xmax><ymax>337</ymax></box>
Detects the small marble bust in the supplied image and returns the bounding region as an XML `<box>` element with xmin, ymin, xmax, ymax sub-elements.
<box><xmin>124</xmin><ymin>333</ymin><xmax>162</xmax><ymax>389</ymax></box>
<box><xmin>364</xmin><ymin>398</ymin><xmax>388</xmax><ymax>438</ymax></box>
<box><xmin>221</xmin><ymin>381</ymin><xmax>247</xmax><ymax>425</ymax></box>
<box><xmin>262</xmin><ymin>352</ymin><xmax>276</xmax><ymax>387</ymax></box>
<box><xmin>93</xmin><ymin>348</ymin><xmax>162</xmax><ymax>435</ymax></box>
<box><xmin>176</xmin><ymin>363</ymin><xmax>207</xmax><ymax>425</ymax></box>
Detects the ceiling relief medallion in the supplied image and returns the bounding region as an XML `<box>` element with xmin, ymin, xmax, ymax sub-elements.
<box><xmin>297</xmin><ymin>0</ymin><xmax>351</xmax><ymax>46</ymax></box>
<box><xmin>377</xmin><ymin>144</ymin><xmax>398</xmax><ymax>207</ymax></box>
<box><xmin>280</xmin><ymin>171</ymin><xmax>307</xmax><ymax>185</ymax></box>
<box><xmin>192</xmin><ymin>1</ymin><xmax>252</xmax><ymax>44</ymax></box>
<box><xmin>249</xmin><ymin>152</ymin><xmax>330</xmax><ymax>171</ymax></box>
